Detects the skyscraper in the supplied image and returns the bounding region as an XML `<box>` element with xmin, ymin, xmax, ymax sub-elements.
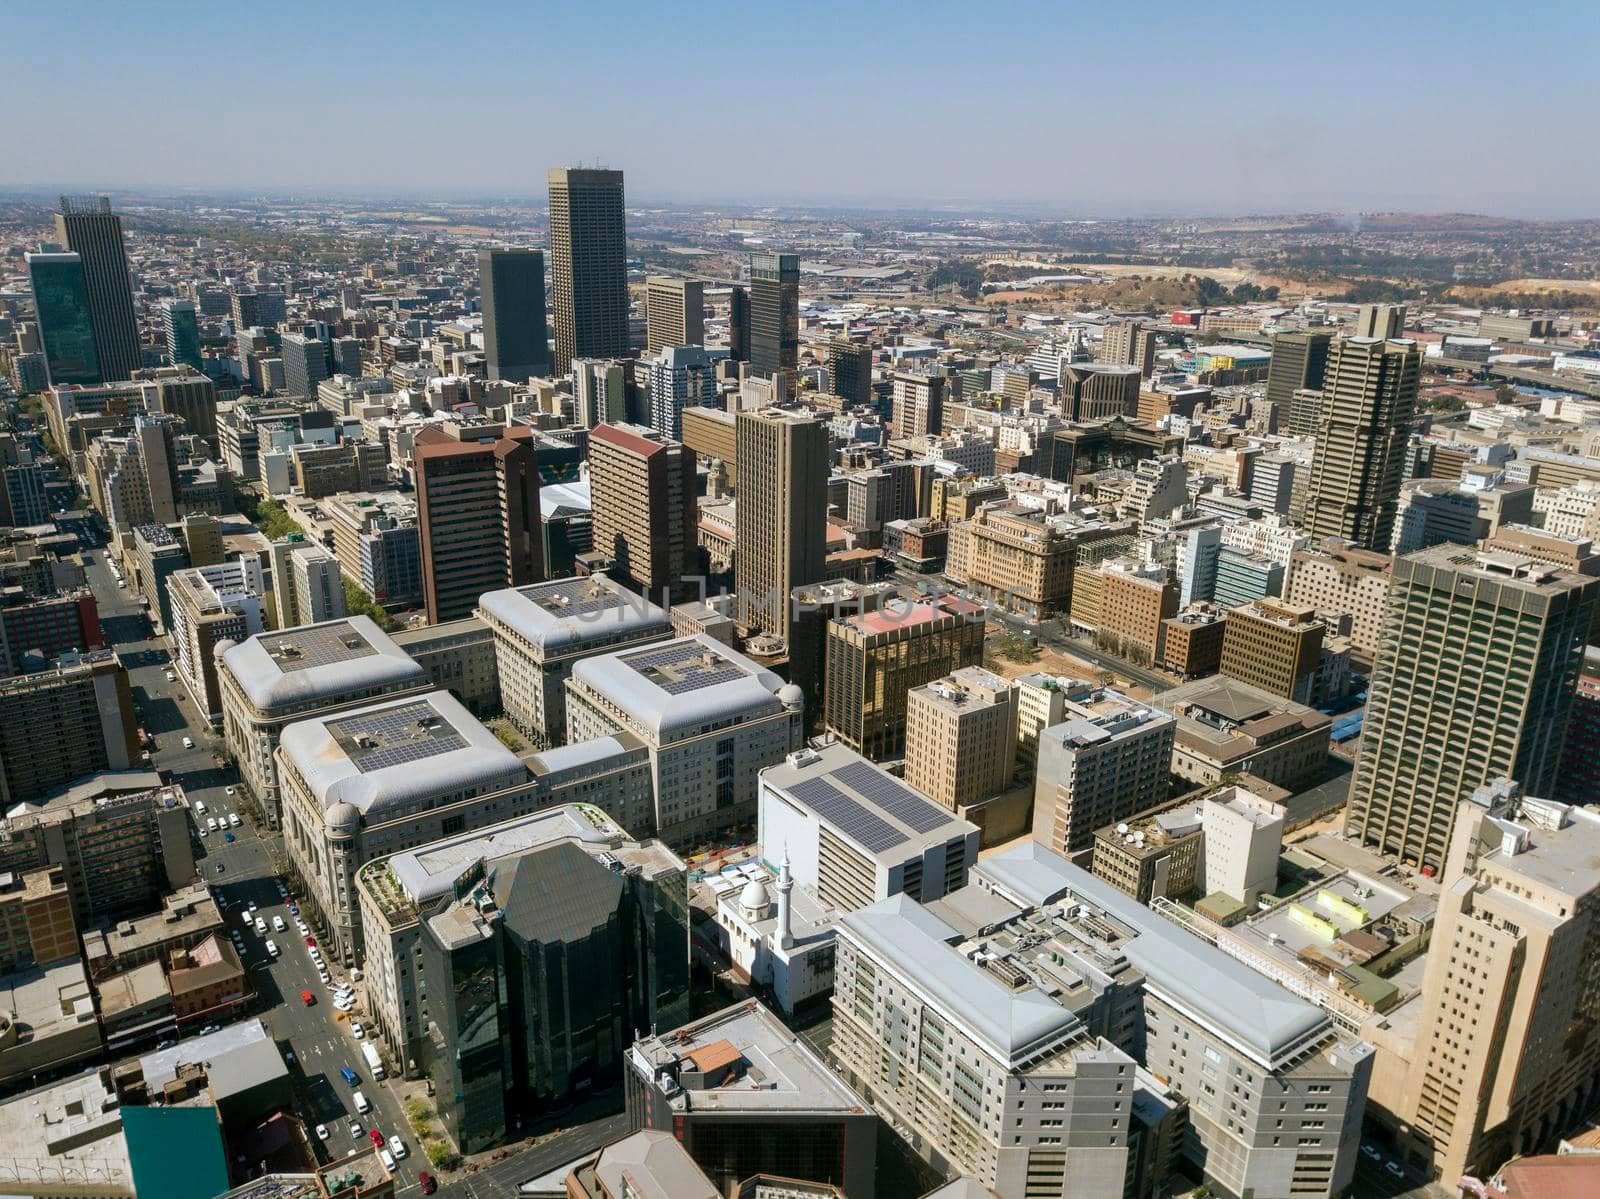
<box><xmin>734</xmin><ymin>407</ymin><xmax>828</xmax><ymax>638</ymax></box>
<box><xmin>1354</xmin><ymin>301</ymin><xmax>1406</xmax><ymax>338</ymax></box>
<box><xmin>647</xmin><ymin>345</ymin><xmax>719</xmax><ymax>439</ymax></box>
<box><xmin>152</xmin><ymin>373</ymin><xmax>219</xmax><ymax>453</ymax></box>
<box><xmin>162</xmin><ymin>299</ymin><xmax>201</xmax><ymax>371</ymax></box>
<box><xmin>53</xmin><ymin>196</ymin><xmax>141</xmax><ymax>382</ymax></box>
<box><xmin>824</xmin><ymin>337</ymin><xmax>872</xmax><ymax>407</ymax></box>
<box><xmin>1345</xmin><ymin>545</ymin><xmax>1597</xmax><ymax>870</ymax></box>
<box><xmin>1266</xmin><ymin>329</ymin><xmax>1332</xmax><ymax>431</ymax></box>
<box><xmin>26</xmin><ymin>253</ymin><xmax>101</xmax><ymax>385</ymax></box>
<box><xmin>588</xmin><ymin>422</ymin><xmax>698</xmax><ymax>603</ymax></box>
<box><xmin>728</xmin><ymin>285</ymin><xmax>750</xmax><ymax>363</ymax></box>
<box><xmin>891</xmin><ymin>370</ymin><xmax>944</xmax><ymax>438</ymax></box>
<box><xmin>1299</xmin><ymin>321</ymin><xmax>1421</xmax><ymax>550</ymax></box>
<box><xmin>280</xmin><ymin>331</ymin><xmax>329</xmax><ymax>400</ymax></box>
<box><xmin>477</xmin><ymin>247</ymin><xmax>550</xmax><ymax>382</ymax></box>
<box><xmin>644</xmin><ymin>277</ymin><xmax>704</xmax><ymax>356</ymax></box>
<box><xmin>1098</xmin><ymin>318</ymin><xmax>1157</xmax><ymax>375</ymax></box>
<box><xmin>547</xmin><ymin>168</ymin><xmax>628</xmax><ymax>375</ymax></box>
<box><xmin>414</xmin><ymin>424</ymin><xmax>545</xmax><ymax>623</ymax></box>
<box><xmin>747</xmin><ymin>252</ymin><xmax>799</xmax><ymax>382</ymax></box>
<box><xmin>572</xmin><ymin>358</ymin><xmax>626</xmax><ymax>428</ymax></box>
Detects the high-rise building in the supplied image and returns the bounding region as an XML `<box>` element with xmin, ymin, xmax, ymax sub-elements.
<box><xmin>161</xmin><ymin>299</ymin><xmax>201</xmax><ymax>371</ymax></box>
<box><xmin>1061</xmin><ymin>362</ymin><xmax>1141</xmax><ymax>421</ymax></box>
<box><xmin>747</xmin><ymin>252</ymin><xmax>799</xmax><ymax>382</ymax></box>
<box><xmin>572</xmin><ymin>358</ymin><xmax>626</xmax><ymax>428</ymax></box>
<box><xmin>1032</xmin><ymin>681</ymin><xmax>1175</xmax><ymax>854</ymax></box>
<box><xmin>0</xmin><ymin>652</ymin><xmax>138</xmax><ymax>806</ymax></box>
<box><xmin>26</xmin><ymin>252</ymin><xmax>101</xmax><ymax>385</ymax></box>
<box><xmin>1098</xmin><ymin>319</ymin><xmax>1157</xmax><ymax>375</ymax></box>
<box><xmin>1345</xmin><ymin>545</ymin><xmax>1598</xmax><ymax>870</ymax></box>
<box><xmin>644</xmin><ymin>277</ymin><xmax>704</xmax><ymax>357</ymax></box>
<box><xmin>547</xmin><ymin>168</ymin><xmax>628</xmax><ymax>375</ymax></box>
<box><xmin>280</xmin><ymin>331</ymin><xmax>329</xmax><ymax>400</ymax></box>
<box><xmin>150</xmin><ymin>371</ymin><xmax>218</xmax><ymax>452</ymax></box>
<box><xmin>734</xmin><ymin>407</ymin><xmax>828</xmax><ymax>638</ymax></box>
<box><xmin>824</xmin><ymin>337</ymin><xmax>872</xmax><ymax>406</ymax></box>
<box><xmin>478</xmin><ymin>247</ymin><xmax>550</xmax><ymax>382</ymax></box>
<box><xmin>1354</xmin><ymin>302</ymin><xmax>1406</xmax><ymax>338</ymax></box>
<box><xmin>904</xmin><ymin>666</ymin><xmax>1017</xmax><ymax>812</ymax></box>
<box><xmin>1389</xmin><ymin>780</ymin><xmax>1600</xmax><ymax>1182</ymax></box>
<box><xmin>290</xmin><ymin>542</ymin><xmax>346</xmax><ymax>626</ymax></box>
<box><xmin>167</xmin><ymin>560</ymin><xmax>266</xmax><ymax>726</ymax></box>
<box><xmin>1299</xmin><ymin>323</ymin><xmax>1421</xmax><ymax>550</ymax></box>
<box><xmin>646</xmin><ymin>345</ymin><xmax>719</xmax><ymax>439</ymax></box>
<box><xmin>823</xmin><ymin>598</ymin><xmax>986</xmax><ymax>760</ymax></box>
<box><xmin>891</xmin><ymin>370</ymin><xmax>944</xmax><ymax>439</ymax></box>
<box><xmin>727</xmin><ymin>285</ymin><xmax>750</xmax><ymax>362</ymax></box>
<box><xmin>53</xmin><ymin>197</ymin><xmax>140</xmax><ymax>382</ymax></box>
<box><xmin>413</xmin><ymin>423</ymin><xmax>544</xmax><ymax>624</ymax></box>
<box><xmin>1218</xmin><ymin>597</ymin><xmax>1326</xmax><ymax>703</ymax></box>
<box><xmin>588</xmin><ymin>423</ymin><xmax>698</xmax><ymax>602</ymax></box>
<box><xmin>1267</xmin><ymin>329</ymin><xmax>1332</xmax><ymax>431</ymax></box>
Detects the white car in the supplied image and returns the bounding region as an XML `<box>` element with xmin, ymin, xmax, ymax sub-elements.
<box><xmin>309</xmin><ymin>946</ymin><xmax>321</xmax><ymax>960</ymax></box>
<box><xmin>319</xmin><ymin>970</ymin><xmax>331</xmax><ymax>984</ymax></box>
<box><xmin>348</xmin><ymin>1121</ymin><xmax>361</xmax><ymax>1139</ymax></box>
<box><xmin>272</xmin><ymin>915</ymin><xmax>286</xmax><ymax>932</ymax></box>
<box><xmin>334</xmin><ymin>997</ymin><xmax>355</xmax><ymax>1012</ymax></box>
<box><xmin>164</xmin><ymin>671</ymin><xmax>176</xmax><ymax>682</ymax></box>
<box><xmin>296</xmin><ymin>920</ymin><xmax>309</xmax><ymax>934</ymax></box>
<box><xmin>207</xmin><ymin>817</ymin><xmax>218</xmax><ymax>832</ymax></box>
<box><xmin>254</xmin><ymin>918</ymin><xmax>267</xmax><ymax>935</ymax></box>
<box><xmin>229</xmin><ymin>813</ymin><xmax>241</xmax><ymax>828</ymax></box>
<box><xmin>315</xmin><ymin>1123</ymin><xmax>329</xmax><ymax>1141</ymax></box>
<box><xmin>352</xmin><ymin>1022</ymin><xmax>365</xmax><ymax>1039</ymax></box>
<box><xmin>388</xmin><ymin>1135</ymin><xmax>406</xmax><ymax>1160</ymax></box>
<box><xmin>182</xmin><ymin>736</ymin><xmax>195</xmax><ymax>749</ymax></box>
<box><xmin>194</xmin><ymin>800</ymin><xmax>208</xmax><ymax>815</ymax></box>
<box><xmin>198</xmin><ymin>825</ymin><xmax>208</xmax><ymax>837</ymax></box>
<box><xmin>265</xmin><ymin>939</ymin><xmax>279</xmax><ymax>957</ymax></box>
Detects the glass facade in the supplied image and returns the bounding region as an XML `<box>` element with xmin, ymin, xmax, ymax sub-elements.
<box><xmin>28</xmin><ymin>255</ymin><xmax>102</xmax><ymax>385</ymax></box>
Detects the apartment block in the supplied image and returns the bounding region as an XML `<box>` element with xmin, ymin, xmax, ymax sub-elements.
<box><xmin>1219</xmin><ymin>598</ymin><xmax>1326</xmax><ymax>704</ymax></box>
<box><xmin>168</xmin><ymin>560</ymin><xmax>267</xmax><ymax>726</ymax></box>
<box><xmin>1284</xmin><ymin>538</ymin><xmax>1392</xmax><ymax>664</ymax></box>
<box><xmin>0</xmin><ymin>651</ymin><xmax>138</xmax><ymax>806</ymax></box>
<box><xmin>905</xmin><ymin>667</ymin><xmax>1016</xmax><ymax>812</ymax></box>
<box><xmin>588</xmin><ymin>423</ymin><xmax>698</xmax><ymax>602</ymax></box>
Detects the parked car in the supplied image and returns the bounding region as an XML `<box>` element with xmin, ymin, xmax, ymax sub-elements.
<box><xmin>182</xmin><ymin>736</ymin><xmax>195</xmax><ymax>749</ymax></box>
<box><xmin>315</xmin><ymin>1123</ymin><xmax>329</xmax><ymax>1141</ymax></box>
<box><xmin>388</xmin><ymin>1135</ymin><xmax>407</xmax><ymax>1160</ymax></box>
<box><xmin>419</xmin><ymin>1172</ymin><xmax>436</xmax><ymax>1195</ymax></box>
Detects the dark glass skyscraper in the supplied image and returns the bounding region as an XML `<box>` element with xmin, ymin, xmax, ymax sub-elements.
<box><xmin>547</xmin><ymin>168</ymin><xmax>628</xmax><ymax>376</ymax></box>
<box><xmin>162</xmin><ymin>299</ymin><xmax>202</xmax><ymax>371</ymax></box>
<box><xmin>53</xmin><ymin>196</ymin><xmax>141</xmax><ymax>381</ymax></box>
<box><xmin>748</xmin><ymin>251</ymin><xmax>799</xmax><ymax>381</ymax></box>
<box><xmin>478</xmin><ymin>248</ymin><xmax>550</xmax><ymax>382</ymax></box>
<box><xmin>26</xmin><ymin>252</ymin><xmax>102</xmax><ymax>385</ymax></box>
<box><xmin>728</xmin><ymin>285</ymin><xmax>750</xmax><ymax>363</ymax></box>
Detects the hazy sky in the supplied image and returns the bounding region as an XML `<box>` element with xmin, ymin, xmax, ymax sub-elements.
<box><xmin>5</xmin><ymin>0</ymin><xmax>1598</xmax><ymax>217</ymax></box>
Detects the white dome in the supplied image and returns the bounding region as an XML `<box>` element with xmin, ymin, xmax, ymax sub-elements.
<box><xmin>739</xmin><ymin>879</ymin><xmax>771</xmax><ymax>914</ymax></box>
<box><xmin>325</xmin><ymin>802</ymin><xmax>361</xmax><ymax>834</ymax></box>
<box><xmin>778</xmin><ymin>683</ymin><xmax>805</xmax><ymax>708</ymax></box>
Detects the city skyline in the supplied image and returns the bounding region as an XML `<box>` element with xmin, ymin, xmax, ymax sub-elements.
<box><xmin>5</xmin><ymin>1</ymin><xmax>1599</xmax><ymax>218</ymax></box>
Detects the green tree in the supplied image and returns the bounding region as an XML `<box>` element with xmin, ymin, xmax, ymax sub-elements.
<box><xmin>342</xmin><ymin>577</ymin><xmax>397</xmax><ymax>631</ymax></box>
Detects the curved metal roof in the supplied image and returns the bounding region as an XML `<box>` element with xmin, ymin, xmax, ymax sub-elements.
<box><xmin>220</xmin><ymin>616</ymin><xmax>426</xmax><ymax>713</ymax></box>
<box><xmin>477</xmin><ymin>574</ymin><xmax>672</xmax><ymax>656</ymax></box>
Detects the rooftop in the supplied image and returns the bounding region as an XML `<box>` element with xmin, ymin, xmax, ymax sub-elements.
<box><xmin>0</xmin><ymin>1071</ymin><xmax>130</xmax><ymax>1191</ymax></box>
<box><xmin>631</xmin><ymin>1001</ymin><xmax>870</xmax><ymax>1115</ymax></box>
<box><xmin>279</xmin><ymin>690</ymin><xmax>527</xmax><ymax>824</ymax></box>
<box><xmin>478</xmin><ymin>574</ymin><xmax>672</xmax><ymax>656</ymax></box>
<box><xmin>221</xmin><ymin>616</ymin><xmax>426</xmax><ymax>713</ymax></box>
<box><xmin>762</xmin><ymin>743</ymin><xmax>978</xmax><ymax>862</ymax></box>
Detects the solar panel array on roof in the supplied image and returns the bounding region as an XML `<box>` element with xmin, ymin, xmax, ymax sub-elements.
<box><xmin>330</xmin><ymin>702</ymin><xmax>466</xmax><ymax>773</ymax></box>
<box><xmin>789</xmin><ymin>778</ymin><xmax>906</xmax><ymax>854</ymax></box>
<box><xmin>832</xmin><ymin>759</ymin><xmax>952</xmax><ymax>834</ymax></box>
<box><xmin>625</xmin><ymin>642</ymin><xmax>749</xmax><ymax>694</ymax></box>
<box><xmin>257</xmin><ymin>622</ymin><xmax>376</xmax><ymax>674</ymax></box>
<box><xmin>525</xmin><ymin>577</ymin><xmax>629</xmax><ymax>618</ymax></box>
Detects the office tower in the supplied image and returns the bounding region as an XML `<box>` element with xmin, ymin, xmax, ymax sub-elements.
<box><xmin>161</xmin><ymin>299</ymin><xmax>201</xmax><ymax>371</ymax></box>
<box><xmin>588</xmin><ymin>423</ymin><xmax>698</xmax><ymax>602</ymax></box>
<box><xmin>733</xmin><ymin>407</ymin><xmax>828</xmax><ymax>638</ymax></box>
<box><xmin>0</xmin><ymin>653</ymin><xmax>138</xmax><ymax>806</ymax></box>
<box><xmin>219</xmin><ymin>617</ymin><xmax>431</xmax><ymax>828</ymax></box>
<box><xmin>1266</xmin><ymin>329</ymin><xmax>1332</xmax><ymax>429</ymax></box>
<box><xmin>747</xmin><ymin>252</ymin><xmax>799</xmax><ymax>381</ymax></box>
<box><xmin>644</xmin><ymin>277</ymin><xmax>704</xmax><ymax>356</ymax></box>
<box><xmin>1285</xmin><ymin>538</ymin><xmax>1392</xmax><ymax>664</ymax></box>
<box><xmin>1198</xmin><ymin>788</ymin><xmax>1285</xmax><ymax>905</ymax></box>
<box><xmin>26</xmin><ymin>253</ymin><xmax>101</xmax><ymax>385</ymax></box>
<box><xmin>547</xmin><ymin>168</ymin><xmax>628</xmax><ymax>375</ymax></box>
<box><xmin>825</xmin><ymin>337</ymin><xmax>872</xmax><ymax>406</ymax></box>
<box><xmin>727</xmin><ymin>285</ymin><xmax>750</xmax><ymax>362</ymax></box>
<box><xmin>572</xmin><ymin>358</ymin><xmax>626</xmax><ymax>428</ymax></box>
<box><xmin>823</xmin><ymin>598</ymin><xmax>985</xmax><ymax>760</ymax></box>
<box><xmin>478</xmin><ymin>574</ymin><xmax>672</xmax><ymax>747</ymax></box>
<box><xmin>1299</xmin><ymin>328</ymin><xmax>1421</xmax><ymax>550</ymax></box>
<box><xmin>1392</xmin><ymin>780</ymin><xmax>1600</xmax><ymax>1182</ymax></box>
<box><xmin>629</xmin><ymin>1003</ymin><xmax>876</xmax><ymax>1197</ymax></box>
<box><xmin>152</xmin><ymin>372</ymin><xmax>218</xmax><ymax>451</ymax></box>
<box><xmin>646</xmin><ymin>345</ymin><xmax>719</xmax><ymax>439</ymax></box>
<box><xmin>904</xmin><ymin>666</ymin><xmax>1016</xmax><ymax>811</ymax></box>
<box><xmin>287</xmin><ymin>542</ymin><xmax>346</xmax><ymax>625</ymax></box>
<box><xmin>1213</xmin><ymin>547</ymin><xmax>1285</xmax><ymax>608</ymax></box>
<box><xmin>279</xmin><ymin>331</ymin><xmax>328</xmax><ymax>400</ymax></box>
<box><xmin>1061</xmin><ymin>362</ymin><xmax>1141</xmax><ymax>421</ymax></box>
<box><xmin>1098</xmin><ymin>318</ymin><xmax>1156</xmax><ymax>374</ymax></box>
<box><xmin>1346</xmin><ymin>545</ymin><xmax>1598</xmax><ymax>870</ymax></box>
<box><xmin>478</xmin><ymin>247</ymin><xmax>550</xmax><ymax>382</ymax></box>
<box><xmin>1218</xmin><ymin>597</ymin><xmax>1326</xmax><ymax>703</ymax></box>
<box><xmin>167</xmin><ymin>560</ymin><xmax>266</xmax><ymax>725</ymax></box>
<box><xmin>1032</xmin><ymin>681</ymin><xmax>1175</xmax><ymax>854</ymax></box>
<box><xmin>565</xmin><ymin>635</ymin><xmax>806</xmax><ymax>846</ymax></box>
<box><xmin>53</xmin><ymin>197</ymin><xmax>140</xmax><ymax>381</ymax></box>
<box><xmin>412</xmin><ymin>424</ymin><xmax>544</xmax><ymax>623</ymax></box>
<box><xmin>1354</xmin><ymin>302</ymin><xmax>1405</xmax><ymax>338</ymax></box>
<box><xmin>891</xmin><ymin>370</ymin><xmax>944</xmax><ymax>438</ymax></box>
<box><xmin>1013</xmin><ymin>672</ymin><xmax>1068</xmax><ymax>782</ymax></box>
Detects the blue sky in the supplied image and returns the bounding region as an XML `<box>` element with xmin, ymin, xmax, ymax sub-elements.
<box><xmin>4</xmin><ymin>0</ymin><xmax>1597</xmax><ymax>217</ymax></box>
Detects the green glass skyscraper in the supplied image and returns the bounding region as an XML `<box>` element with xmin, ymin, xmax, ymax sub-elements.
<box><xmin>54</xmin><ymin>196</ymin><xmax>141</xmax><ymax>382</ymax></box>
<box><xmin>26</xmin><ymin>252</ymin><xmax>102</xmax><ymax>385</ymax></box>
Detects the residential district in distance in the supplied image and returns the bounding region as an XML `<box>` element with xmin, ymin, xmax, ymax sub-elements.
<box><xmin>0</xmin><ymin>180</ymin><xmax>1599</xmax><ymax>1199</ymax></box>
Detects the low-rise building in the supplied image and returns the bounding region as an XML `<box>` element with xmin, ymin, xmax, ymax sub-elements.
<box><xmin>1158</xmin><ymin>675</ymin><xmax>1332</xmax><ymax>792</ymax></box>
<box><xmin>0</xmin><ymin>954</ymin><xmax>100</xmax><ymax>1086</ymax></box>
<box><xmin>81</xmin><ymin>883</ymin><xmax>222</xmax><ymax>981</ymax></box>
<box><xmin>478</xmin><ymin>574</ymin><xmax>673</xmax><ymax>747</ymax></box>
<box><xmin>390</xmin><ymin>616</ymin><xmax>501</xmax><ymax>717</ymax></box>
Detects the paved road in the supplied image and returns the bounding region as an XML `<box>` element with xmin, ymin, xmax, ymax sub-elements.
<box><xmin>85</xmin><ymin>549</ymin><xmax>433</xmax><ymax>1193</ymax></box>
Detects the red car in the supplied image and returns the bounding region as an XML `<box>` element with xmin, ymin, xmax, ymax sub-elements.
<box><xmin>419</xmin><ymin>1173</ymin><xmax>436</xmax><ymax>1195</ymax></box>
<box><xmin>305</xmin><ymin>936</ymin><xmax>316</xmax><ymax>948</ymax></box>
<box><xmin>300</xmin><ymin>989</ymin><xmax>314</xmax><ymax>1006</ymax></box>
<box><xmin>369</xmin><ymin>1129</ymin><xmax>384</xmax><ymax>1147</ymax></box>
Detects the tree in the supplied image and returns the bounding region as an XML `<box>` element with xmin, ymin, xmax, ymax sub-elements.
<box><xmin>342</xmin><ymin>577</ymin><xmax>396</xmax><ymax>632</ymax></box>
